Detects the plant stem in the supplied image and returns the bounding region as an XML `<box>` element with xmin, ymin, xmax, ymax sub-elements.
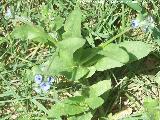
<box><xmin>100</xmin><ymin>27</ymin><xmax>131</xmax><ymax>48</ymax></box>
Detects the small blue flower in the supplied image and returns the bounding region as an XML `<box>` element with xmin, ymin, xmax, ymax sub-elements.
<box><xmin>33</xmin><ymin>75</ymin><xmax>56</xmax><ymax>93</ymax></box>
<box><xmin>47</xmin><ymin>76</ymin><xmax>56</xmax><ymax>84</ymax></box>
<box><xmin>40</xmin><ymin>82</ymin><xmax>51</xmax><ymax>92</ymax></box>
<box><xmin>5</xmin><ymin>7</ymin><xmax>12</xmax><ymax>18</ymax></box>
<box><xmin>131</xmin><ymin>16</ymin><xmax>155</xmax><ymax>32</ymax></box>
<box><xmin>34</xmin><ymin>74</ymin><xmax>43</xmax><ymax>84</ymax></box>
<box><xmin>131</xmin><ymin>19</ymin><xmax>139</xmax><ymax>29</ymax></box>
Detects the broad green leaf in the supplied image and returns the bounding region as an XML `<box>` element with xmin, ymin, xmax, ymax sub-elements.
<box><xmin>119</xmin><ymin>41</ymin><xmax>152</xmax><ymax>62</ymax></box>
<box><xmin>122</xmin><ymin>0</ymin><xmax>142</xmax><ymax>12</ymax></box>
<box><xmin>57</xmin><ymin>37</ymin><xmax>86</xmax><ymax>57</ymax></box>
<box><xmin>62</xmin><ymin>104</ymin><xmax>88</xmax><ymax>116</ymax></box>
<box><xmin>49</xmin><ymin>95</ymin><xmax>102</xmax><ymax>118</ymax></box>
<box><xmin>95</xmin><ymin>57</ymin><xmax>124</xmax><ymax>71</ymax></box>
<box><xmin>63</xmin><ymin>6</ymin><xmax>82</xmax><ymax>38</ymax></box>
<box><xmin>83</xmin><ymin>54</ymin><xmax>104</xmax><ymax>67</ymax></box>
<box><xmin>99</xmin><ymin>43</ymin><xmax>129</xmax><ymax>63</ymax></box>
<box><xmin>95</xmin><ymin>43</ymin><xmax>130</xmax><ymax>71</ymax></box>
<box><xmin>12</xmin><ymin>24</ymin><xmax>51</xmax><ymax>43</ymax></box>
<box><xmin>71</xmin><ymin>66</ymin><xmax>89</xmax><ymax>81</ymax></box>
<box><xmin>89</xmin><ymin>80</ymin><xmax>111</xmax><ymax>97</ymax></box>
<box><xmin>69</xmin><ymin>112</ymin><xmax>93</xmax><ymax>120</ymax></box>
<box><xmin>85</xmin><ymin>97</ymin><xmax>104</xmax><ymax>109</ymax></box>
<box><xmin>58</xmin><ymin>50</ymin><xmax>75</xmax><ymax>68</ymax></box>
<box><xmin>39</xmin><ymin>37</ymin><xmax>85</xmax><ymax>77</ymax></box>
<box><xmin>39</xmin><ymin>51</ymin><xmax>74</xmax><ymax>76</ymax></box>
<box><xmin>63</xmin><ymin>96</ymin><xmax>86</xmax><ymax>104</ymax></box>
<box><xmin>49</xmin><ymin>102</ymin><xmax>88</xmax><ymax>117</ymax></box>
<box><xmin>74</xmin><ymin>47</ymin><xmax>102</xmax><ymax>66</ymax></box>
<box><xmin>86</xmin><ymin>66</ymin><xmax>96</xmax><ymax>78</ymax></box>
<box><xmin>33</xmin><ymin>37</ymin><xmax>85</xmax><ymax>78</ymax></box>
<box><xmin>49</xmin><ymin>103</ymin><xmax>65</xmax><ymax>118</ymax></box>
<box><xmin>54</xmin><ymin>16</ymin><xmax>64</xmax><ymax>30</ymax></box>
<box><xmin>61</xmin><ymin>96</ymin><xmax>87</xmax><ymax>106</ymax></box>
<box><xmin>77</xmin><ymin>112</ymin><xmax>93</xmax><ymax>120</ymax></box>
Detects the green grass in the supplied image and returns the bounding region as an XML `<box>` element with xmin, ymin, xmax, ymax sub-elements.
<box><xmin>0</xmin><ymin>0</ymin><xmax>160</xmax><ymax>120</ymax></box>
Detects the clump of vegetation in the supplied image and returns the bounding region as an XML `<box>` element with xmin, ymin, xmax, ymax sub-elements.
<box><xmin>0</xmin><ymin>0</ymin><xmax>160</xmax><ymax>119</ymax></box>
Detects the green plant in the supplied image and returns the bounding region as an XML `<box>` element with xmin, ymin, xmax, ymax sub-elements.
<box><xmin>10</xmin><ymin>5</ymin><xmax>153</xmax><ymax>119</ymax></box>
<box><xmin>1</xmin><ymin>0</ymin><xmax>160</xmax><ymax>119</ymax></box>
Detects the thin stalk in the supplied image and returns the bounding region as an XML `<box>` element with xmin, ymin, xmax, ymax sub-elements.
<box><xmin>80</xmin><ymin>27</ymin><xmax>131</xmax><ymax>65</ymax></box>
<box><xmin>100</xmin><ymin>27</ymin><xmax>131</xmax><ymax>48</ymax></box>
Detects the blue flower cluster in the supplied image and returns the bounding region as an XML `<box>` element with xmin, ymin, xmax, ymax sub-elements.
<box><xmin>34</xmin><ymin>74</ymin><xmax>55</xmax><ymax>93</ymax></box>
<box><xmin>131</xmin><ymin>16</ymin><xmax>155</xmax><ymax>32</ymax></box>
<box><xmin>131</xmin><ymin>19</ymin><xmax>139</xmax><ymax>29</ymax></box>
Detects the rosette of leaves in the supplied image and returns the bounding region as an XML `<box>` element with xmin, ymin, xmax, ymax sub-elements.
<box><xmin>12</xmin><ymin>4</ymin><xmax>153</xmax><ymax>81</ymax></box>
<box><xmin>27</xmin><ymin>5</ymin><xmax>152</xmax><ymax>81</ymax></box>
